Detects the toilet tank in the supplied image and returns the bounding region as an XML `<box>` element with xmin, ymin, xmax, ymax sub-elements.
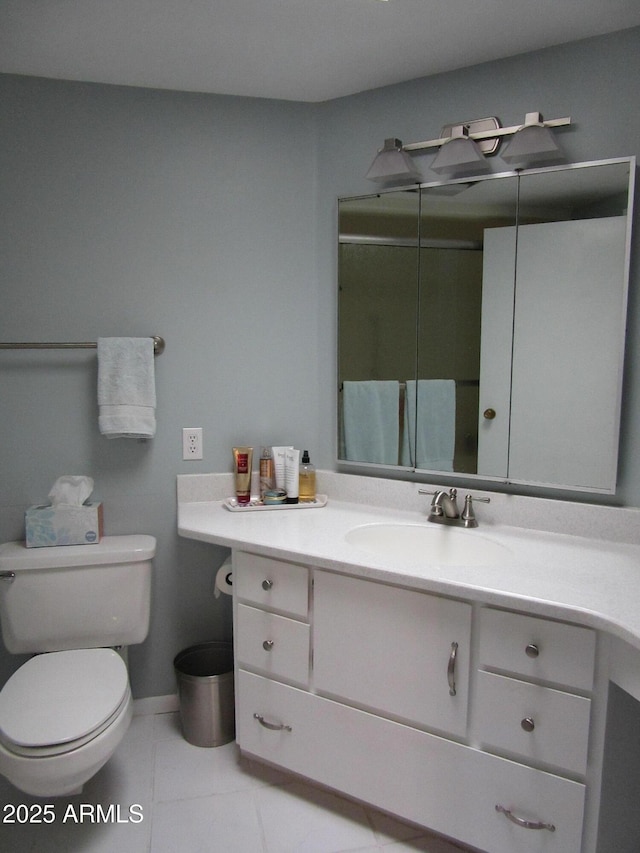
<box><xmin>0</xmin><ymin>535</ymin><xmax>155</xmax><ymax>654</ymax></box>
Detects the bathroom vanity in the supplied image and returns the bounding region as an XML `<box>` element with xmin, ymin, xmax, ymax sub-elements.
<box><xmin>178</xmin><ymin>471</ymin><xmax>640</xmax><ymax>853</ymax></box>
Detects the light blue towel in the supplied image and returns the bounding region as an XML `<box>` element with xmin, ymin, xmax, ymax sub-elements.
<box><xmin>402</xmin><ymin>380</ymin><xmax>456</xmax><ymax>470</ymax></box>
<box><xmin>342</xmin><ymin>381</ymin><xmax>400</xmax><ymax>465</ymax></box>
<box><xmin>97</xmin><ymin>337</ymin><xmax>156</xmax><ymax>439</ymax></box>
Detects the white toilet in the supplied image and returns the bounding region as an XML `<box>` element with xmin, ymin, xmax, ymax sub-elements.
<box><xmin>0</xmin><ymin>534</ymin><xmax>154</xmax><ymax>797</ymax></box>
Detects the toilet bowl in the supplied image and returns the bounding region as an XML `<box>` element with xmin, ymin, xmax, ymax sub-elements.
<box><xmin>0</xmin><ymin>535</ymin><xmax>154</xmax><ymax>796</ymax></box>
<box><xmin>0</xmin><ymin>648</ymin><xmax>133</xmax><ymax>797</ymax></box>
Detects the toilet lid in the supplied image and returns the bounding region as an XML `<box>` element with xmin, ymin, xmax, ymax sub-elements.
<box><xmin>0</xmin><ymin>648</ymin><xmax>129</xmax><ymax>748</ymax></box>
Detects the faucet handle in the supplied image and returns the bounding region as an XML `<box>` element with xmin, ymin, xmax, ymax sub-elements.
<box><xmin>418</xmin><ymin>488</ymin><xmax>458</xmax><ymax>498</ymax></box>
<box><xmin>461</xmin><ymin>494</ymin><xmax>490</xmax><ymax>528</ymax></box>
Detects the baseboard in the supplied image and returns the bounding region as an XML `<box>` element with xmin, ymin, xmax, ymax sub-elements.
<box><xmin>133</xmin><ymin>693</ymin><xmax>180</xmax><ymax>716</ymax></box>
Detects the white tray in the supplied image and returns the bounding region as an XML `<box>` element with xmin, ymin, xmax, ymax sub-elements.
<box><xmin>224</xmin><ymin>494</ymin><xmax>328</xmax><ymax>512</ymax></box>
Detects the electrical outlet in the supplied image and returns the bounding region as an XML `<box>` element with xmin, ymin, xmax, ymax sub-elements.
<box><xmin>182</xmin><ymin>428</ymin><xmax>203</xmax><ymax>460</ymax></box>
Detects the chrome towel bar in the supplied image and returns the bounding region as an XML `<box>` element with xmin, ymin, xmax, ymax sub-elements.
<box><xmin>0</xmin><ymin>335</ymin><xmax>165</xmax><ymax>355</ymax></box>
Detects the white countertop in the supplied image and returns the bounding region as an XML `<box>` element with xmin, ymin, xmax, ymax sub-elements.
<box><xmin>177</xmin><ymin>471</ymin><xmax>640</xmax><ymax>652</ymax></box>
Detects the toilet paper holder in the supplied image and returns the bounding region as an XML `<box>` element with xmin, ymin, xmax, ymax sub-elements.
<box><xmin>214</xmin><ymin>559</ymin><xmax>233</xmax><ymax>598</ymax></box>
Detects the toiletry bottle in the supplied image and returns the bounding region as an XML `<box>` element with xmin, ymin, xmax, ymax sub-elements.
<box><xmin>233</xmin><ymin>446</ymin><xmax>253</xmax><ymax>506</ymax></box>
<box><xmin>272</xmin><ymin>446</ymin><xmax>292</xmax><ymax>490</ymax></box>
<box><xmin>299</xmin><ymin>450</ymin><xmax>316</xmax><ymax>502</ymax></box>
<box><xmin>284</xmin><ymin>448</ymin><xmax>300</xmax><ymax>504</ymax></box>
<box><xmin>259</xmin><ymin>447</ymin><xmax>275</xmax><ymax>499</ymax></box>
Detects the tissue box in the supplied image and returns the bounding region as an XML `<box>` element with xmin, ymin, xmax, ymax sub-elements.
<box><xmin>25</xmin><ymin>503</ymin><xmax>104</xmax><ymax>548</ymax></box>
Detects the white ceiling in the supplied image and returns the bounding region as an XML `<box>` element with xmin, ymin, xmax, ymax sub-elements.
<box><xmin>1</xmin><ymin>0</ymin><xmax>640</xmax><ymax>103</ymax></box>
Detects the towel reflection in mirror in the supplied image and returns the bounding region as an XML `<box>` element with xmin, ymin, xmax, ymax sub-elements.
<box><xmin>341</xmin><ymin>379</ymin><xmax>455</xmax><ymax>470</ymax></box>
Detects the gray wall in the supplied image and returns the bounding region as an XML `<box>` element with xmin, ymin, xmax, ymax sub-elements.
<box><xmin>316</xmin><ymin>26</ymin><xmax>640</xmax><ymax>502</ymax></box>
<box><xmin>0</xmin><ymin>76</ymin><xmax>321</xmax><ymax>696</ymax></box>
<box><xmin>1</xmin><ymin>27</ymin><xmax>639</xmax><ymax>699</ymax></box>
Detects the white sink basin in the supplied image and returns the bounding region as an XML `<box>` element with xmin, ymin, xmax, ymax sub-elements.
<box><xmin>345</xmin><ymin>522</ymin><xmax>513</xmax><ymax>566</ymax></box>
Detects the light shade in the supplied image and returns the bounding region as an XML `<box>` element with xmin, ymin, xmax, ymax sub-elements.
<box><xmin>501</xmin><ymin>113</ymin><xmax>564</xmax><ymax>167</ymax></box>
<box><xmin>365</xmin><ymin>138</ymin><xmax>422</xmax><ymax>183</ymax></box>
<box><xmin>430</xmin><ymin>126</ymin><xmax>490</xmax><ymax>176</ymax></box>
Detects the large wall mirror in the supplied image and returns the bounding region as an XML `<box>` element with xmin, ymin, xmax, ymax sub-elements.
<box><xmin>338</xmin><ymin>158</ymin><xmax>635</xmax><ymax>493</ymax></box>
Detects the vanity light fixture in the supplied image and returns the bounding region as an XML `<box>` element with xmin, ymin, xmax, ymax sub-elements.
<box><xmin>365</xmin><ymin>112</ymin><xmax>571</xmax><ymax>182</ymax></box>
<box><xmin>365</xmin><ymin>137</ymin><xmax>422</xmax><ymax>183</ymax></box>
<box><xmin>430</xmin><ymin>125</ymin><xmax>491</xmax><ymax>176</ymax></box>
<box><xmin>500</xmin><ymin>112</ymin><xmax>565</xmax><ymax>167</ymax></box>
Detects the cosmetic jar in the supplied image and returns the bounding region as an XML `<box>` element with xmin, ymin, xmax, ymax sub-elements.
<box><xmin>263</xmin><ymin>488</ymin><xmax>287</xmax><ymax>506</ymax></box>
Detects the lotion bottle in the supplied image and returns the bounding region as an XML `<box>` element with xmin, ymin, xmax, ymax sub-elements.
<box><xmin>284</xmin><ymin>447</ymin><xmax>300</xmax><ymax>504</ymax></box>
<box><xmin>232</xmin><ymin>446</ymin><xmax>253</xmax><ymax>506</ymax></box>
<box><xmin>299</xmin><ymin>450</ymin><xmax>316</xmax><ymax>502</ymax></box>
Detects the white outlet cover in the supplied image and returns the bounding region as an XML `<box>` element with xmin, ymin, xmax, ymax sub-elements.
<box><xmin>182</xmin><ymin>428</ymin><xmax>203</xmax><ymax>460</ymax></box>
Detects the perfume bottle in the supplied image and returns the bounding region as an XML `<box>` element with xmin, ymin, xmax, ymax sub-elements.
<box><xmin>259</xmin><ymin>447</ymin><xmax>275</xmax><ymax>499</ymax></box>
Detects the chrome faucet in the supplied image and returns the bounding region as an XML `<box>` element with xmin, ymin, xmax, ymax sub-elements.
<box><xmin>432</xmin><ymin>488</ymin><xmax>460</xmax><ymax>519</ymax></box>
<box><xmin>419</xmin><ymin>488</ymin><xmax>490</xmax><ymax>528</ymax></box>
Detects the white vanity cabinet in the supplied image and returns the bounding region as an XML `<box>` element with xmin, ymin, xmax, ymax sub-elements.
<box><xmin>234</xmin><ymin>551</ymin><xmax>309</xmax><ymax>619</ymax></box>
<box><xmin>313</xmin><ymin>569</ymin><xmax>471</xmax><ymax>736</ymax></box>
<box><xmin>234</xmin><ymin>551</ymin><xmax>311</xmax><ymax>688</ymax></box>
<box><xmin>233</xmin><ymin>551</ymin><xmax>594</xmax><ymax>853</ymax></box>
<box><xmin>472</xmin><ymin>607</ymin><xmax>596</xmax><ymax>850</ymax></box>
<box><xmin>475</xmin><ymin>608</ymin><xmax>596</xmax><ymax>776</ymax></box>
<box><xmin>237</xmin><ymin>670</ymin><xmax>586</xmax><ymax>853</ymax></box>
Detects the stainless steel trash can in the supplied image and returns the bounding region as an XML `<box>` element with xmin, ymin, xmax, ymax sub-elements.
<box><xmin>173</xmin><ymin>642</ymin><xmax>235</xmax><ymax>747</ymax></box>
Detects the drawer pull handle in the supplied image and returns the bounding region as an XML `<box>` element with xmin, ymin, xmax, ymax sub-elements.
<box><xmin>262</xmin><ymin>579</ymin><xmax>274</xmax><ymax>590</ymax></box>
<box><xmin>525</xmin><ymin>643</ymin><xmax>539</xmax><ymax>658</ymax></box>
<box><xmin>495</xmin><ymin>804</ymin><xmax>555</xmax><ymax>832</ymax></box>
<box><xmin>263</xmin><ymin>639</ymin><xmax>274</xmax><ymax>651</ymax></box>
<box><xmin>253</xmin><ymin>713</ymin><xmax>292</xmax><ymax>732</ymax></box>
<box><xmin>0</xmin><ymin>571</ymin><xmax>15</xmax><ymax>582</ymax></box>
<box><xmin>521</xmin><ymin>717</ymin><xmax>535</xmax><ymax>732</ymax></box>
<box><xmin>447</xmin><ymin>642</ymin><xmax>458</xmax><ymax>696</ymax></box>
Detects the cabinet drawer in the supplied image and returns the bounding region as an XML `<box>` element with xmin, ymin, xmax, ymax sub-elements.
<box><xmin>236</xmin><ymin>604</ymin><xmax>310</xmax><ymax>687</ymax></box>
<box><xmin>234</xmin><ymin>551</ymin><xmax>309</xmax><ymax>618</ymax></box>
<box><xmin>475</xmin><ymin>671</ymin><xmax>591</xmax><ymax>776</ymax></box>
<box><xmin>478</xmin><ymin>608</ymin><xmax>595</xmax><ymax>690</ymax></box>
<box><xmin>238</xmin><ymin>670</ymin><xmax>585</xmax><ymax>853</ymax></box>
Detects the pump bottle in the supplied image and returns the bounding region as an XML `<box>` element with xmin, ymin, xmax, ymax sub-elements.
<box><xmin>298</xmin><ymin>450</ymin><xmax>316</xmax><ymax>502</ymax></box>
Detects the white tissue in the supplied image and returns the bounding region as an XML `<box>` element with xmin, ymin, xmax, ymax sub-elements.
<box><xmin>47</xmin><ymin>475</ymin><xmax>94</xmax><ymax>506</ymax></box>
<box><xmin>214</xmin><ymin>558</ymin><xmax>233</xmax><ymax>598</ymax></box>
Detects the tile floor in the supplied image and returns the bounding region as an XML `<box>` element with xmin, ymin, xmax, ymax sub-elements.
<box><xmin>0</xmin><ymin>710</ymin><xmax>473</xmax><ymax>853</ymax></box>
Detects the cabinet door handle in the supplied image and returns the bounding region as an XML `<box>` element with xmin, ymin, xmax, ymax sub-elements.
<box><xmin>262</xmin><ymin>579</ymin><xmax>274</xmax><ymax>590</ymax></box>
<box><xmin>495</xmin><ymin>804</ymin><xmax>555</xmax><ymax>832</ymax></box>
<box><xmin>521</xmin><ymin>716</ymin><xmax>535</xmax><ymax>732</ymax></box>
<box><xmin>447</xmin><ymin>641</ymin><xmax>458</xmax><ymax>696</ymax></box>
<box><xmin>262</xmin><ymin>639</ymin><xmax>274</xmax><ymax>651</ymax></box>
<box><xmin>525</xmin><ymin>643</ymin><xmax>539</xmax><ymax>658</ymax></box>
<box><xmin>253</xmin><ymin>713</ymin><xmax>292</xmax><ymax>732</ymax></box>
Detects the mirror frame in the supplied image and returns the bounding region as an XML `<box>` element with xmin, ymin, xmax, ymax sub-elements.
<box><xmin>337</xmin><ymin>156</ymin><xmax>636</xmax><ymax>494</ymax></box>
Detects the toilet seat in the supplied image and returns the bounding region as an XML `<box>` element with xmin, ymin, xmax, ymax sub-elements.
<box><xmin>0</xmin><ymin>648</ymin><xmax>129</xmax><ymax>758</ymax></box>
